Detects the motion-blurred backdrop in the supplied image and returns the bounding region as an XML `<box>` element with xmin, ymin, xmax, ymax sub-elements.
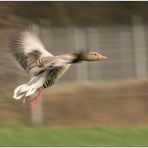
<box><xmin>1</xmin><ymin>1</ymin><xmax>148</xmax><ymax>146</ymax></box>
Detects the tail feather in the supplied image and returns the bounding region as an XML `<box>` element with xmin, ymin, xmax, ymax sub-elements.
<box><xmin>13</xmin><ymin>84</ymin><xmax>37</xmax><ymax>100</ymax></box>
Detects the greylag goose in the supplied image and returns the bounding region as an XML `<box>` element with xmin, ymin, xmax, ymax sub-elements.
<box><xmin>10</xmin><ymin>29</ymin><xmax>107</xmax><ymax>109</ymax></box>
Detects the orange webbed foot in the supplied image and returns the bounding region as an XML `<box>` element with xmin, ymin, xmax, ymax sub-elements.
<box><xmin>31</xmin><ymin>90</ymin><xmax>42</xmax><ymax>110</ymax></box>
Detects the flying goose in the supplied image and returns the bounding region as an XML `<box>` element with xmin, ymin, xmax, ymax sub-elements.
<box><xmin>10</xmin><ymin>29</ymin><xmax>107</xmax><ymax>109</ymax></box>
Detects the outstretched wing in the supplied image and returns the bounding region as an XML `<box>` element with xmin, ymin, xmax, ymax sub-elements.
<box><xmin>10</xmin><ymin>29</ymin><xmax>53</xmax><ymax>75</ymax></box>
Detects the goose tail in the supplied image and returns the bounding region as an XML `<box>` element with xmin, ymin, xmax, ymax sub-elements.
<box><xmin>13</xmin><ymin>84</ymin><xmax>37</xmax><ymax>100</ymax></box>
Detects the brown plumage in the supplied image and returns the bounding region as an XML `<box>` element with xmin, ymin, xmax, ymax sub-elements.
<box><xmin>10</xmin><ymin>28</ymin><xmax>107</xmax><ymax>109</ymax></box>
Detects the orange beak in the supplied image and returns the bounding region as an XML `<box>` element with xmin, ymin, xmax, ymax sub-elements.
<box><xmin>97</xmin><ymin>54</ymin><xmax>107</xmax><ymax>60</ymax></box>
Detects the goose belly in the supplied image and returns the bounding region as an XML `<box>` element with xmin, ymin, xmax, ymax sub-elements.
<box><xmin>43</xmin><ymin>64</ymin><xmax>71</xmax><ymax>88</ymax></box>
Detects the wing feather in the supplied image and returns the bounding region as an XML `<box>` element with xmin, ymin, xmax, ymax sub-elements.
<box><xmin>10</xmin><ymin>29</ymin><xmax>53</xmax><ymax>74</ymax></box>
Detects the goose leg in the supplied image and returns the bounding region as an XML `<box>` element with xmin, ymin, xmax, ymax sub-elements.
<box><xmin>31</xmin><ymin>89</ymin><xmax>42</xmax><ymax>110</ymax></box>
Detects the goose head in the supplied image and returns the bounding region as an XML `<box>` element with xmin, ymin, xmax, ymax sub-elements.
<box><xmin>81</xmin><ymin>51</ymin><xmax>107</xmax><ymax>61</ymax></box>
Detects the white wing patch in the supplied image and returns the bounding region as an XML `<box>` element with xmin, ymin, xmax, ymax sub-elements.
<box><xmin>22</xmin><ymin>31</ymin><xmax>53</xmax><ymax>57</ymax></box>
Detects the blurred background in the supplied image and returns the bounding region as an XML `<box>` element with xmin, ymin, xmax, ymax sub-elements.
<box><xmin>1</xmin><ymin>1</ymin><xmax>148</xmax><ymax>146</ymax></box>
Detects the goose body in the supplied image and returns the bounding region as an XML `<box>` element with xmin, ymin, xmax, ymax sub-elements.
<box><xmin>10</xmin><ymin>28</ymin><xmax>107</xmax><ymax>109</ymax></box>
